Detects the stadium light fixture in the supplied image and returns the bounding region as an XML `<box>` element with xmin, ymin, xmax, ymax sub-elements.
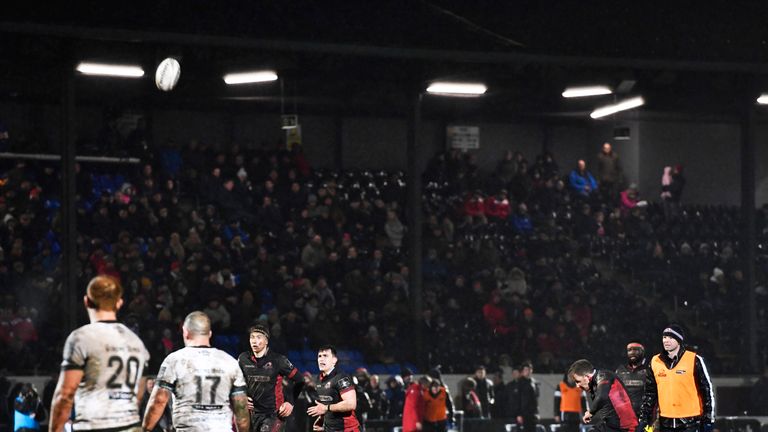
<box><xmin>590</xmin><ymin>96</ymin><xmax>645</xmax><ymax>119</ymax></box>
<box><xmin>426</xmin><ymin>82</ymin><xmax>487</xmax><ymax>96</ymax></box>
<box><xmin>562</xmin><ymin>85</ymin><xmax>613</xmax><ymax>98</ymax></box>
<box><xmin>757</xmin><ymin>94</ymin><xmax>768</xmax><ymax>104</ymax></box>
<box><xmin>224</xmin><ymin>70</ymin><xmax>279</xmax><ymax>85</ymax></box>
<box><xmin>76</xmin><ymin>62</ymin><xmax>145</xmax><ymax>78</ymax></box>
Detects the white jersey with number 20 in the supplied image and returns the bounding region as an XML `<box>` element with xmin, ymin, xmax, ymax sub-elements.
<box><xmin>61</xmin><ymin>321</ymin><xmax>150</xmax><ymax>431</ymax></box>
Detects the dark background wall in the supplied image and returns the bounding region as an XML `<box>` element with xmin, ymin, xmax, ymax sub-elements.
<box><xmin>1</xmin><ymin>101</ymin><xmax>767</xmax><ymax>207</ymax></box>
<box><xmin>638</xmin><ymin>120</ymin><xmax>742</xmax><ymax>205</ymax></box>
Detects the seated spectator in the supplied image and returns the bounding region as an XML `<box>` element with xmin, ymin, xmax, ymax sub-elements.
<box><xmin>301</xmin><ymin>234</ymin><xmax>327</xmax><ymax>271</ymax></box>
<box><xmin>463</xmin><ymin>190</ymin><xmax>487</xmax><ymax>224</ymax></box>
<box><xmin>511</xmin><ymin>203</ymin><xmax>533</xmax><ymax>234</ymax></box>
<box><xmin>384</xmin><ymin>209</ymin><xmax>406</xmax><ymax>249</ymax></box>
<box><xmin>203</xmin><ymin>298</ymin><xmax>231</xmax><ymax>331</ymax></box>
<box><xmin>620</xmin><ymin>184</ymin><xmax>647</xmax><ymax>215</ymax></box>
<box><xmin>485</xmin><ymin>190</ymin><xmax>511</xmax><ymax>220</ymax></box>
<box><xmin>568</xmin><ymin>159</ymin><xmax>598</xmax><ymax>198</ymax></box>
<box><xmin>482</xmin><ymin>290</ymin><xmax>512</xmax><ymax>336</ymax></box>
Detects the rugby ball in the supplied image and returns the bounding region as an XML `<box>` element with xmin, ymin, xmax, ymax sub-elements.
<box><xmin>155</xmin><ymin>58</ymin><xmax>181</xmax><ymax>92</ymax></box>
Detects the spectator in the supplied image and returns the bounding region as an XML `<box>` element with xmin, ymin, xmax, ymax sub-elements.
<box><xmin>301</xmin><ymin>235</ymin><xmax>327</xmax><ymax>272</ymax></box>
<box><xmin>385</xmin><ymin>375</ymin><xmax>406</xmax><ymax>419</ymax></box>
<box><xmin>496</xmin><ymin>150</ymin><xmax>518</xmax><ymax>186</ymax></box>
<box><xmin>455</xmin><ymin>377</ymin><xmax>482</xmax><ymax>419</ymax></box>
<box><xmin>403</xmin><ymin>375</ymin><xmax>428</xmax><ymax>432</ymax></box>
<box><xmin>463</xmin><ymin>191</ymin><xmax>487</xmax><ymax>225</ymax></box>
<box><xmin>619</xmin><ymin>184</ymin><xmax>647</xmax><ymax>216</ymax></box>
<box><xmin>553</xmin><ymin>373</ymin><xmax>585</xmax><ymax>432</ymax></box>
<box><xmin>384</xmin><ymin>209</ymin><xmax>406</xmax><ymax>249</ymax></box>
<box><xmin>482</xmin><ymin>291</ymin><xmax>512</xmax><ymax>336</ymax></box>
<box><xmin>366</xmin><ymin>374</ymin><xmax>388</xmax><ymax>421</ymax></box>
<box><xmin>423</xmin><ymin>379</ymin><xmax>451</xmax><ymax>432</ymax></box>
<box><xmin>511</xmin><ymin>203</ymin><xmax>534</xmax><ymax>235</ymax></box>
<box><xmin>203</xmin><ymin>298</ymin><xmax>231</xmax><ymax>331</ymax></box>
<box><xmin>568</xmin><ymin>160</ymin><xmax>598</xmax><ymax>198</ymax></box>
<box><xmin>13</xmin><ymin>383</ymin><xmax>45</xmax><ymax>432</ymax></box>
<box><xmin>490</xmin><ymin>370</ymin><xmax>509</xmax><ymax>419</ymax></box>
<box><xmin>516</xmin><ymin>362</ymin><xmax>539</xmax><ymax>432</ymax></box>
<box><xmin>473</xmin><ymin>365</ymin><xmax>495</xmax><ymax>418</ymax></box>
<box><xmin>663</xmin><ymin>164</ymin><xmax>686</xmax><ymax>220</ymax></box>
<box><xmin>485</xmin><ymin>190</ymin><xmax>511</xmax><ymax>220</ymax></box>
<box><xmin>596</xmin><ymin>142</ymin><xmax>623</xmax><ymax>202</ymax></box>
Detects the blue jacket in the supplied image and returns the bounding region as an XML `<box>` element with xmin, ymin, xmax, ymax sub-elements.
<box><xmin>14</xmin><ymin>399</ymin><xmax>41</xmax><ymax>431</ymax></box>
<box><xmin>569</xmin><ymin>170</ymin><xmax>598</xmax><ymax>196</ymax></box>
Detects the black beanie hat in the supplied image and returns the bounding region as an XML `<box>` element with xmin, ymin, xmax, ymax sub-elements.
<box><xmin>662</xmin><ymin>324</ymin><xmax>685</xmax><ymax>344</ymax></box>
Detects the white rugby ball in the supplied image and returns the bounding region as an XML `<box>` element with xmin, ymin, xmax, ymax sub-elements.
<box><xmin>155</xmin><ymin>58</ymin><xmax>181</xmax><ymax>91</ymax></box>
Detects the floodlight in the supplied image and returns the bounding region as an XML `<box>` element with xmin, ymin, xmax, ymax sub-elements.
<box><xmin>590</xmin><ymin>97</ymin><xmax>645</xmax><ymax>119</ymax></box>
<box><xmin>562</xmin><ymin>86</ymin><xmax>612</xmax><ymax>98</ymax></box>
<box><xmin>76</xmin><ymin>62</ymin><xmax>145</xmax><ymax>78</ymax></box>
<box><xmin>224</xmin><ymin>71</ymin><xmax>279</xmax><ymax>85</ymax></box>
<box><xmin>426</xmin><ymin>82</ymin><xmax>487</xmax><ymax>96</ymax></box>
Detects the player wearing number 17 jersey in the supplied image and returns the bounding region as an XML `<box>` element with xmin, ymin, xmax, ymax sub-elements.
<box><xmin>50</xmin><ymin>276</ymin><xmax>151</xmax><ymax>432</ymax></box>
<box><xmin>143</xmin><ymin>311</ymin><xmax>250</xmax><ymax>432</ymax></box>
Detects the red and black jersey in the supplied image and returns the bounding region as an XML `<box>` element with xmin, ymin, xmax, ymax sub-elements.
<box><xmin>587</xmin><ymin>369</ymin><xmax>638</xmax><ymax>432</ymax></box>
<box><xmin>238</xmin><ymin>349</ymin><xmax>301</xmax><ymax>416</ymax></box>
<box><xmin>615</xmin><ymin>362</ymin><xmax>649</xmax><ymax>417</ymax></box>
<box><xmin>316</xmin><ymin>368</ymin><xmax>361</xmax><ymax>432</ymax></box>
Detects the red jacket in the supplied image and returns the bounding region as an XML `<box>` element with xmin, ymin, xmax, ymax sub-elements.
<box><xmin>463</xmin><ymin>196</ymin><xmax>485</xmax><ymax>217</ymax></box>
<box><xmin>484</xmin><ymin>197</ymin><xmax>511</xmax><ymax>219</ymax></box>
<box><xmin>482</xmin><ymin>301</ymin><xmax>512</xmax><ymax>335</ymax></box>
<box><xmin>403</xmin><ymin>383</ymin><xmax>425</xmax><ymax>432</ymax></box>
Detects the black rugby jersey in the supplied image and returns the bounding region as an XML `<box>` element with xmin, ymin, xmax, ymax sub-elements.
<box><xmin>315</xmin><ymin>368</ymin><xmax>360</xmax><ymax>432</ymax></box>
<box><xmin>238</xmin><ymin>349</ymin><xmax>302</xmax><ymax>415</ymax></box>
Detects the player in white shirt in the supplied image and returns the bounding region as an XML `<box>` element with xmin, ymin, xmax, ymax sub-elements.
<box><xmin>142</xmin><ymin>311</ymin><xmax>250</xmax><ymax>432</ymax></box>
<box><xmin>49</xmin><ymin>275</ymin><xmax>150</xmax><ymax>432</ymax></box>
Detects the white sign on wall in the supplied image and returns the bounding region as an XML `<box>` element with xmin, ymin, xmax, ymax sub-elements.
<box><xmin>447</xmin><ymin>125</ymin><xmax>480</xmax><ymax>150</ymax></box>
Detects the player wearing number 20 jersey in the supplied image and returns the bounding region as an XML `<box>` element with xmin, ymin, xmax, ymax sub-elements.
<box><xmin>50</xmin><ymin>276</ymin><xmax>150</xmax><ymax>432</ymax></box>
<box><xmin>60</xmin><ymin>321</ymin><xmax>150</xmax><ymax>430</ymax></box>
<box><xmin>156</xmin><ymin>346</ymin><xmax>247</xmax><ymax>431</ymax></box>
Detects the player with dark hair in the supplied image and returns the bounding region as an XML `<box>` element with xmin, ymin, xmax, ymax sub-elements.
<box><xmin>307</xmin><ymin>345</ymin><xmax>361</xmax><ymax>432</ymax></box>
<box><xmin>238</xmin><ymin>324</ymin><xmax>304</xmax><ymax>432</ymax></box>
<box><xmin>615</xmin><ymin>341</ymin><xmax>648</xmax><ymax>417</ymax></box>
<box><xmin>568</xmin><ymin>359</ymin><xmax>638</xmax><ymax>432</ymax></box>
<box><xmin>50</xmin><ymin>275</ymin><xmax>150</xmax><ymax>432</ymax></box>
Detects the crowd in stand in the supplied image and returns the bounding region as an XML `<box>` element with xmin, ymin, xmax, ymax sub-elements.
<box><xmin>0</xmin><ymin>124</ymin><xmax>767</xmax><ymax>383</ymax></box>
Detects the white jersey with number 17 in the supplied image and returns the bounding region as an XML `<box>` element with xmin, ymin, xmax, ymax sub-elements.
<box><xmin>61</xmin><ymin>321</ymin><xmax>150</xmax><ymax>431</ymax></box>
<box><xmin>156</xmin><ymin>346</ymin><xmax>247</xmax><ymax>432</ymax></box>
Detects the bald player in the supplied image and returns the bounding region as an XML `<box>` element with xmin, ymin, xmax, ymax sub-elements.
<box><xmin>50</xmin><ymin>275</ymin><xmax>150</xmax><ymax>432</ymax></box>
<box><xmin>143</xmin><ymin>311</ymin><xmax>250</xmax><ymax>432</ymax></box>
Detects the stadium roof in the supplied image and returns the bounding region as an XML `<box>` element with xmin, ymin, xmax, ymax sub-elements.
<box><xmin>2</xmin><ymin>2</ymin><xmax>768</xmax><ymax>118</ymax></box>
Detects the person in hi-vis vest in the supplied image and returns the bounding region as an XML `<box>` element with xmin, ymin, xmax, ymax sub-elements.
<box><xmin>554</xmin><ymin>372</ymin><xmax>586</xmax><ymax>432</ymax></box>
<box><xmin>637</xmin><ymin>325</ymin><xmax>715</xmax><ymax>432</ymax></box>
